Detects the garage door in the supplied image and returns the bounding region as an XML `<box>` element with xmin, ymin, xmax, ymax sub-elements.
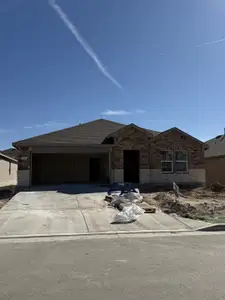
<box><xmin>32</xmin><ymin>154</ymin><xmax>89</xmax><ymax>185</ymax></box>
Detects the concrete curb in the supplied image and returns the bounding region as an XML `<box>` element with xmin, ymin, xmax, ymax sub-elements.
<box><xmin>0</xmin><ymin>229</ymin><xmax>193</xmax><ymax>240</ymax></box>
<box><xmin>197</xmin><ymin>223</ymin><xmax>225</xmax><ymax>232</ymax></box>
<box><xmin>168</xmin><ymin>214</ymin><xmax>194</xmax><ymax>230</ymax></box>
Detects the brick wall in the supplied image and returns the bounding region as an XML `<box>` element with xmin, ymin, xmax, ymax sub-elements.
<box><xmin>111</xmin><ymin>126</ymin><xmax>204</xmax><ymax>171</ymax></box>
<box><xmin>150</xmin><ymin>129</ymin><xmax>204</xmax><ymax>169</ymax></box>
<box><xmin>111</xmin><ymin>126</ymin><xmax>151</xmax><ymax>169</ymax></box>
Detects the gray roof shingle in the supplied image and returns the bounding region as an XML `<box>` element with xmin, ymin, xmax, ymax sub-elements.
<box><xmin>13</xmin><ymin>119</ymin><xmax>160</xmax><ymax>147</ymax></box>
<box><xmin>1</xmin><ymin>148</ymin><xmax>20</xmax><ymax>159</ymax></box>
<box><xmin>13</xmin><ymin>119</ymin><xmax>125</xmax><ymax>147</ymax></box>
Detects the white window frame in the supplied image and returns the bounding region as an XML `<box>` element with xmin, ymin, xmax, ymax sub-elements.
<box><xmin>161</xmin><ymin>151</ymin><xmax>173</xmax><ymax>173</ymax></box>
<box><xmin>175</xmin><ymin>150</ymin><xmax>188</xmax><ymax>172</ymax></box>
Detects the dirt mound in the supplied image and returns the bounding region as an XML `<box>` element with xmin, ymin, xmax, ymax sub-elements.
<box><xmin>152</xmin><ymin>192</ymin><xmax>198</xmax><ymax>218</ymax></box>
<box><xmin>153</xmin><ymin>192</ymin><xmax>174</xmax><ymax>202</ymax></box>
<box><xmin>148</xmin><ymin>191</ymin><xmax>225</xmax><ymax>220</ymax></box>
<box><xmin>209</xmin><ymin>182</ymin><xmax>225</xmax><ymax>193</ymax></box>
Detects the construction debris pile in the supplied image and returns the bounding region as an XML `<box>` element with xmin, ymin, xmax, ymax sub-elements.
<box><xmin>105</xmin><ymin>183</ymin><xmax>155</xmax><ymax>223</ymax></box>
<box><xmin>152</xmin><ymin>193</ymin><xmax>200</xmax><ymax>219</ymax></box>
<box><xmin>144</xmin><ymin>185</ymin><xmax>225</xmax><ymax>222</ymax></box>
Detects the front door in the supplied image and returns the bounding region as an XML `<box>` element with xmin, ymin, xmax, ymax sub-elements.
<box><xmin>89</xmin><ymin>157</ymin><xmax>101</xmax><ymax>182</ymax></box>
<box><xmin>123</xmin><ymin>150</ymin><xmax>140</xmax><ymax>183</ymax></box>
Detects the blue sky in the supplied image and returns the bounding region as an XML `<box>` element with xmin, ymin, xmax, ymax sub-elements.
<box><xmin>1</xmin><ymin>0</ymin><xmax>225</xmax><ymax>149</ymax></box>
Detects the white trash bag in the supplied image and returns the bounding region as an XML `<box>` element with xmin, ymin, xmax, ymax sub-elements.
<box><xmin>113</xmin><ymin>203</ymin><xmax>145</xmax><ymax>223</ymax></box>
<box><xmin>124</xmin><ymin>190</ymin><xmax>143</xmax><ymax>203</ymax></box>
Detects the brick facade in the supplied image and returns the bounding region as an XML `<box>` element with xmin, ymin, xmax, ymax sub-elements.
<box><xmin>150</xmin><ymin>129</ymin><xmax>204</xmax><ymax>169</ymax></box>
<box><xmin>111</xmin><ymin>126</ymin><xmax>151</xmax><ymax>169</ymax></box>
<box><xmin>111</xmin><ymin>126</ymin><xmax>204</xmax><ymax>171</ymax></box>
<box><xmin>16</xmin><ymin>125</ymin><xmax>205</xmax><ymax>186</ymax></box>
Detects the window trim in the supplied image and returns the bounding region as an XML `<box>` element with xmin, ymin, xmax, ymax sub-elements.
<box><xmin>161</xmin><ymin>150</ymin><xmax>173</xmax><ymax>173</ymax></box>
<box><xmin>174</xmin><ymin>150</ymin><xmax>188</xmax><ymax>172</ymax></box>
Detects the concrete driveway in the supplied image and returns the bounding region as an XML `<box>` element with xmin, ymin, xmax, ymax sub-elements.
<box><xmin>0</xmin><ymin>185</ymin><xmax>202</xmax><ymax>237</ymax></box>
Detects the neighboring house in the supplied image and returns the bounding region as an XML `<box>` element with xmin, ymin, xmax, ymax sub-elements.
<box><xmin>205</xmin><ymin>133</ymin><xmax>225</xmax><ymax>186</ymax></box>
<box><xmin>0</xmin><ymin>152</ymin><xmax>18</xmax><ymax>187</ymax></box>
<box><xmin>1</xmin><ymin>148</ymin><xmax>20</xmax><ymax>160</ymax></box>
<box><xmin>12</xmin><ymin>119</ymin><xmax>205</xmax><ymax>187</ymax></box>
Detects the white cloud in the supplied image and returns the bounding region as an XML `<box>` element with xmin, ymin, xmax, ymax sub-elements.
<box><xmin>102</xmin><ymin>110</ymin><xmax>131</xmax><ymax>116</ymax></box>
<box><xmin>101</xmin><ymin>109</ymin><xmax>146</xmax><ymax>116</ymax></box>
<box><xmin>196</xmin><ymin>37</ymin><xmax>225</xmax><ymax>48</ymax></box>
<box><xmin>49</xmin><ymin>0</ymin><xmax>122</xmax><ymax>89</ymax></box>
<box><xmin>135</xmin><ymin>109</ymin><xmax>145</xmax><ymax>114</ymax></box>
<box><xmin>24</xmin><ymin>121</ymin><xmax>69</xmax><ymax>129</ymax></box>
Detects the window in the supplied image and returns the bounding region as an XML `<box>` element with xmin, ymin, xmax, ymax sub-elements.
<box><xmin>9</xmin><ymin>162</ymin><xmax>11</xmax><ymax>175</ymax></box>
<box><xmin>175</xmin><ymin>151</ymin><xmax>188</xmax><ymax>172</ymax></box>
<box><xmin>161</xmin><ymin>151</ymin><xmax>173</xmax><ymax>172</ymax></box>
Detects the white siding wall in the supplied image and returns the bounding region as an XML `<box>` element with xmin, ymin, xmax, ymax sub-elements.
<box><xmin>0</xmin><ymin>160</ymin><xmax>17</xmax><ymax>187</ymax></box>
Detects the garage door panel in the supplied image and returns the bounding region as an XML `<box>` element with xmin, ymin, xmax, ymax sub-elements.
<box><xmin>32</xmin><ymin>154</ymin><xmax>89</xmax><ymax>184</ymax></box>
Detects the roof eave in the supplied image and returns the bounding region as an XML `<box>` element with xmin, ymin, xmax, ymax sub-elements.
<box><xmin>13</xmin><ymin>142</ymin><xmax>113</xmax><ymax>148</ymax></box>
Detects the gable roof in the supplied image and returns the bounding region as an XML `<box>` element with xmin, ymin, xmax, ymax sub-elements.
<box><xmin>106</xmin><ymin>123</ymin><xmax>160</xmax><ymax>139</ymax></box>
<box><xmin>155</xmin><ymin>127</ymin><xmax>204</xmax><ymax>144</ymax></box>
<box><xmin>13</xmin><ymin>119</ymin><xmax>126</xmax><ymax>147</ymax></box>
<box><xmin>1</xmin><ymin>148</ymin><xmax>20</xmax><ymax>159</ymax></box>
<box><xmin>205</xmin><ymin>134</ymin><xmax>225</xmax><ymax>158</ymax></box>
<box><xmin>0</xmin><ymin>152</ymin><xmax>18</xmax><ymax>164</ymax></box>
<box><xmin>13</xmin><ymin>118</ymin><xmax>161</xmax><ymax>148</ymax></box>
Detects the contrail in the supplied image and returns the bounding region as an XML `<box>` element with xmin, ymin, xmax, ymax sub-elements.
<box><xmin>196</xmin><ymin>37</ymin><xmax>225</xmax><ymax>48</ymax></box>
<box><xmin>48</xmin><ymin>0</ymin><xmax>122</xmax><ymax>89</ymax></box>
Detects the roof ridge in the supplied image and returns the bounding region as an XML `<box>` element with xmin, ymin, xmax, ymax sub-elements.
<box><xmin>13</xmin><ymin>118</ymin><xmax>126</xmax><ymax>146</ymax></box>
<box><xmin>99</xmin><ymin>118</ymin><xmax>126</xmax><ymax>126</ymax></box>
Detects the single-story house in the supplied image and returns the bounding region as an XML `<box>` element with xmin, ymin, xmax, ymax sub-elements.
<box><xmin>205</xmin><ymin>133</ymin><xmax>225</xmax><ymax>186</ymax></box>
<box><xmin>1</xmin><ymin>148</ymin><xmax>20</xmax><ymax>160</ymax></box>
<box><xmin>0</xmin><ymin>152</ymin><xmax>18</xmax><ymax>187</ymax></box>
<box><xmin>12</xmin><ymin>119</ymin><xmax>205</xmax><ymax>187</ymax></box>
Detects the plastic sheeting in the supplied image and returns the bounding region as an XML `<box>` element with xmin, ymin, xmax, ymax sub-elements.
<box><xmin>107</xmin><ymin>189</ymin><xmax>143</xmax><ymax>204</ymax></box>
<box><xmin>113</xmin><ymin>203</ymin><xmax>145</xmax><ymax>223</ymax></box>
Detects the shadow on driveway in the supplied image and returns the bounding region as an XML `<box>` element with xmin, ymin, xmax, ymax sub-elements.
<box><xmin>23</xmin><ymin>184</ymin><xmax>109</xmax><ymax>195</ymax></box>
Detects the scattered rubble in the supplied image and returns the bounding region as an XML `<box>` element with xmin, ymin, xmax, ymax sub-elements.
<box><xmin>209</xmin><ymin>182</ymin><xmax>225</xmax><ymax>193</ymax></box>
<box><xmin>143</xmin><ymin>186</ymin><xmax>225</xmax><ymax>222</ymax></box>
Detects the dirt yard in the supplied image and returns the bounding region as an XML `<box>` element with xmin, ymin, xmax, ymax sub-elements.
<box><xmin>143</xmin><ymin>184</ymin><xmax>225</xmax><ymax>223</ymax></box>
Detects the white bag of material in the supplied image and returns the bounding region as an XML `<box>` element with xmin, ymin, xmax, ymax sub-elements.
<box><xmin>113</xmin><ymin>204</ymin><xmax>145</xmax><ymax>223</ymax></box>
<box><xmin>124</xmin><ymin>191</ymin><xmax>143</xmax><ymax>203</ymax></box>
<box><xmin>111</xmin><ymin>194</ymin><xmax>125</xmax><ymax>206</ymax></box>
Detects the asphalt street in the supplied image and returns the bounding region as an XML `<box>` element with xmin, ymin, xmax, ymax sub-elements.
<box><xmin>1</xmin><ymin>233</ymin><xmax>225</xmax><ymax>299</ymax></box>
